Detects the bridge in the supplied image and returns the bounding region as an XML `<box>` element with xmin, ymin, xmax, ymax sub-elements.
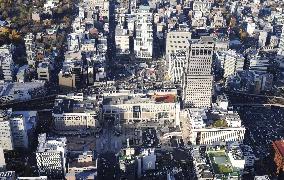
<box><xmin>0</xmin><ymin>94</ymin><xmax>57</xmax><ymax>110</ymax></box>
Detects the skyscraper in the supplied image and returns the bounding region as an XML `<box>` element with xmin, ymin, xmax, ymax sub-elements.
<box><xmin>183</xmin><ymin>38</ymin><xmax>214</xmax><ymax>108</ymax></box>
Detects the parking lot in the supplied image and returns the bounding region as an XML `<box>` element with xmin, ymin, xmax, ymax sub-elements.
<box><xmin>239</xmin><ymin>106</ymin><xmax>284</xmax><ymax>158</ymax></box>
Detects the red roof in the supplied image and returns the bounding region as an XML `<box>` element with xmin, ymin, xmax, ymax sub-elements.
<box><xmin>155</xmin><ymin>94</ymin><xmax>176</xmax><ymax>103</ymax></box>
<box><xmin>274</xmin><ymin>140</ymin><xmax>284</xmax><ymax>157</ymax></box>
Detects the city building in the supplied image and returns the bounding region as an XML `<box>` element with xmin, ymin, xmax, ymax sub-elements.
<box><xmin>9</xmin><ymin>114</ymin><xmax>29</xmax><ymax>149</ymax></box>
<box><xmin>278</xmin><ymin>25</ymin><xmax>284</xmax><ymax>56</ymax></box>
<box><xmin>167</xmin><ymin>51</ymin><xmax>187</xmax><ymax>84</ymax></box>
<box><xmin>16</xmin><ymin>65</ymin><xmax>29</xmax><ymax>83</ymax></box>
<box><xmin>58</xmin><ymin>61</ymin><xmax>84</xmax><ymax>90</ymax></box>
<box><xmin>52</xmin><ymin>93</ymin><xmax>98</xmax><ymax>132</ymax></box>
<box><xmin>187</xmin><ymin>96</ymin><xmax>246</xmax><ymax>145</ymax></box>
<box><xmin>0</xmin><ymin>81</ymin><xmax>46</xmax><ymax>104</ymax></box>
<box><xmin>183</xmin><ymin>38</ymin><xmax>214</xmax><ymax>108</ymax></box>
<box><xmin>36</xmin><ymin>133</ymin><xmax>67</xmax><ymax>179</ymax></box>
<box><xmin>0</xmin><ymin>45</ymin><xmax>15</xmax><ymax>82</ymax></box>
<box><xmin>24</xmin><ymin>33</ymin><xmax>36</xmax><ymax>67</ymax></box>
<box><xmin>166</xmin><ymin>31</ymin><xmax>191</xmax><ymax>55</ymax></box>
<box><xmin>0</xmin><ymin>148</ymin><xmax>6</xmax><ymax>171</ymax></box>
<box><xmin>0</xmin><ymin>109</ymin><xmax>13</xmax><ymax>150</ymax></box>
<box><xmin>102</xmin><ymin>89</ymin><xmax>180</xmax><ymax>127</ymax></box>
<box><xmin>115</xmin><ymin>25</ymin><xmax>130</xmax><ymax>55</ymax></box>
<box><xmin>134</xmin><ymin>6</ymin><xmax>153</xmax><ymax>59</ymax></box>
<box><xmin>37</xmin><ymin>62</ymin><xmax>52</xmax><ymax>81</ymax></box>
<box><xmin>65</xmin><ymin>151</ymin><xmax>97</xmax><ymax>180</ymax></box>
<box><xmin>216</xmin><ymin>50</ymin><xmax>245</xmax><ymax>78</ymax></box>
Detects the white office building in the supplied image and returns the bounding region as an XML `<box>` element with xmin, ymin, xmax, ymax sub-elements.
<box><xmin>217</xmin><ymin>50</ymin><xmax>245</xmax><ymax>78</ymax></box>
<box><xmin>134</xmin><ymin>6</ymin><xmax>153</xmax><ymax>59</ymax></box>
<box><xmin>37</xmin><ymin>62</ymin><xmax>52</xmax><ymax>81</ymax></box>
<box><xmin>36</xmin><ymin>133</ymin><xmax>67</xmax><ymax>178</ymax></box>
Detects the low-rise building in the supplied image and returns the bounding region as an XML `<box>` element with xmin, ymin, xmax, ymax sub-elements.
<box><xmin>37</xmin><ymin>62</ymin><xmax>52</xmax><ymax>81</ymax></box>
<box><xmin>102</xmin><ymin>89</ymin><xmax>180</xmax><ymax>127</ymax></box>
<box><xmin>52</xmin><ymin>93</ymin><xmax>98</xmax><ymax>132</ymax></box>
<box><xmin>66</xmin><ymin>151</ymin><xmax>97</xmax><ymax>180</ymax></box>
<box><xmin>187</xmin><ymin>100</ymin><xmax>246</xmax><ymax>145</ymax></box>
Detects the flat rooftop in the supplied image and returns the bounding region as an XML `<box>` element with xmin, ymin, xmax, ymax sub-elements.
<box><xmin>53</xmin><ymin>98</ymin><xmax>97</xmax><ymax>114</ymax></box>
<box><xmin>103</xmin><ymin>94</ymin><xmax>176</xmax><ymax>105</ymax></box>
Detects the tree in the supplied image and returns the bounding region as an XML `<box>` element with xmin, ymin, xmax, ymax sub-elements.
<box><xmin>9</xmin><ymin>29</ymin><xmax>21</xmax><ymax>42</ymax></box>
<box><xmin>213</xmin><ymin>119</ymin><xmax>228</xmax><ymax>127</ymax></box>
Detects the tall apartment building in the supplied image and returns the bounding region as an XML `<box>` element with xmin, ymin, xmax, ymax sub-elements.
<box><xmin>216</xmin><ymin>50</ymin><xmax>245</xmax><ymax>78</ymax></box>
<box><xmin>24</xmin><ymin>33</ymin><xmax>36</xmax><ymax>67</ymax></box>
<box><xmin>134</xmin><ymin>6</ymin><xmax>153</xmax><ymax>59</ymax></box>
<box><xmin>0</xmin><ymin>110</ymin><xmax>13</xmax><ymax>150</ymax></box>
<box><xmin>166</xmin><ymin>31</ymin><xmax>191</xmax><ymax>55</ymax></box>
<box><xmin>183</xmin><ymin>38</ymin><xmax>214</xmax><ymax>108</ymax></box>
<box><xmin>36</xmin><ymin>133</ymin><xmax>67</xmax><ymax>179</ymax></box>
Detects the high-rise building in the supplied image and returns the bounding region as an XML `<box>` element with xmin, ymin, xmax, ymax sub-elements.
<box><xmin>134</xmin><ymin>6</ymin><xmax>153</xmax><ymax>59</ymax></box>
<box><xmin>183</xmin><ymin>38</ymin><xmax>214</xmax><ymax>108</ymax></box>
<box><xmin>36</xmin><ymin>133</ymin><xmax>67</xmax><ymax>179</ymax></box>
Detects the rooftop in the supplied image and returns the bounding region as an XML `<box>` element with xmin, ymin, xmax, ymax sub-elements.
<box><xmin>53</xmin><ymin>98</ymin><xmax>97</xmax><ymax>114</ymax></box>
<box><xmin>37</xmin><ymin>133</ymin><xmax>66</xmax><ymax>153</ymax></box>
